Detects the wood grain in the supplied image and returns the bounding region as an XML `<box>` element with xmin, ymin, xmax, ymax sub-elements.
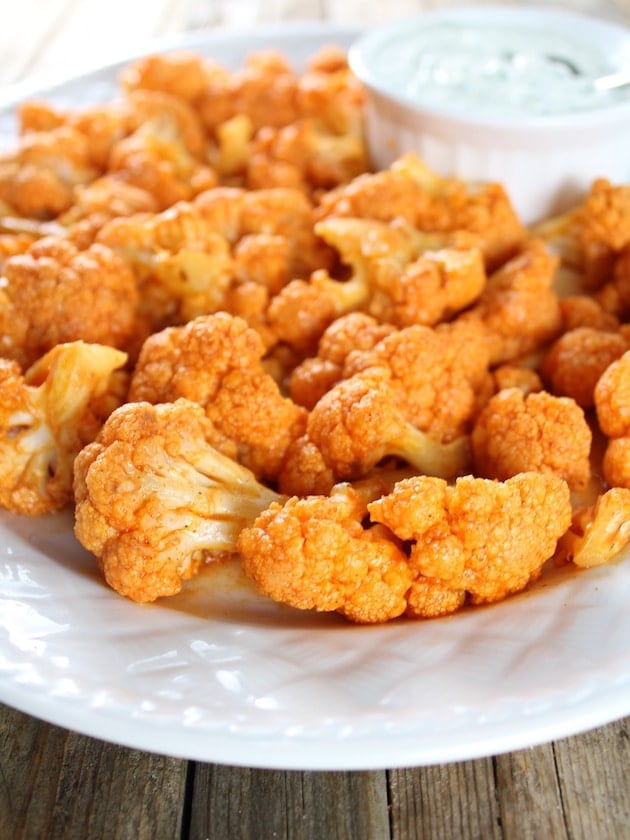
<box><xmin>4</xmin><ymin>709</ymin><xmax>625</xmax><ymax>839</ymax></box>
<box><xmin>188</xmin><ymin>764</ymin><xmax>390</xmax><ymax>839</ymax></box>
<box><xmin>494</xmin><ymin>744</ymin><xmax>567</xmax><ymax>839</ymax></box>
<box><xmin>389</xmin><ymin>758</ymin><xmax>502</xmax><ymax>839</ymax></box>
<box><xmin>554</xmin><ymin>718</ymin><xmax>630</xmax><ymax>840</ymax></box>
<box><xmin>0</xmin><ymin>705</ymin><xmax>189</xmax><ymax>840</ymax></box>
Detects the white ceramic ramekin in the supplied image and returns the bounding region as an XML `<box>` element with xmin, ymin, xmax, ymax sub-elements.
<box><xmin>349</xmin><ymin>6</ymin><xmax>630</xmax><ymax>224</ymax></box>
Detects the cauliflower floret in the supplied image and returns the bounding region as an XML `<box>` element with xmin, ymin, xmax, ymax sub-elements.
<box><xmin>73</xmin><ymin>399</ymin><xmax>281</xmax><ymax>603</ymax></box>
<box><xmin>345</xmin><ymin>319</ymin><xmax>491</xmax><ymax>441</ymax></box>
<box><xmin>368</xmin><ymin>244</ymin><xmax>486</xmax><ymax>328</ymax></box>
<box><xmin>277</xmin><ymin>434</ymin><xmax>337</xmax><ymax>497</ymax></box>
<box><xmin>593</xmin><ymin>350</ymin><xmax>630</xmax><ymax>440</ymax></box>
<box><xmin>556</xmin><ymin>487</ymin><xmax>630</xmax><ymax>568</ymax></box>
<box><xmin>0</xmin><ymin>342</ymin><xmax>128</xmax><ymax>515</ymax></box>
<box><xmin>267</xmin><ymin>218</ymin><xmax>478</xmax><ymax>352</ymax></box>
<box><xmin>610</xmin><ymin>244</ymin><xmax>630</xmax><ymax>310</ymax></box>
<box><xmin>128</xmin><ymin>313</ymin><xmax>307</xmax><ymax>481</ymax></box>
<box><xmin>316</xmin><ymin>152</ymin><xmax>525</xmax><ymax>269</ymax></box>
<box><xmin>577</xmin><ymin>179</ymin><xmax>630</xmax><ymax>286</ymax></box>
<box><xmin>297</xmin><ymin>44</ymin><xmax>366</xmax><ymax>136</ymax></box>
<box><xmin>194</xmin><ymin>185</ymin><xmax>330</xmax><ymax>279</ymax></box>
<box><xmin>471</xmin><ymin>388</ymin><xmax>592</xmax><ymax>491</ymax></box>
<box><xmin>558</xmin><ymin>295</ymin><xmax>620</xmax><ymax>332</ymax></box>
<box><xmin>18</xmin><ymin>97</ymin><xmax>132</xmax><ymax>171</ymax></box>
<box><xmin>315</xmin><ymin>163</ymin><xmax>434</xmax><ymax>227</ymax></box>
<box><xmin>2</xmin><ymin>236</ymin><xmax>139</xmax><ymax>368</ymax></box>
<box><xmin>97</xmin><ymin>201</ymin><xmax>233</xmax><ymax>329</ymax></box>
<box><xmin>194</xmin><ymin>48</ymin><xmax>367</xmax><ymax>193</ymax></box>
<box><xmin>304</xmin><ymin>368</ymin><xmax>470</xmax><ymax>486</ymax></box>
<box><xmin>238</xmin><ymin>481</ymin><xmax>411</xmax><ymax>623</ymax></box>
<box><xmin>0</xmin><ymin>289</ymin><xmax>28</xmax><ymax>364</ymax></box>
<box><xmin>0</xmin><ymin>230</ymin><xmax>36</xmax><ymax>272</ymax></box>
<box><xmin>390</xmin><ymin>153</ymin><xmax>526</xmax><ymax>269</ymax></box>
<box><xmin>57</xmin><ymin>176</ymin><xmax>158</xmax><ymax>246</ymax></box>
<box><xmin>232</xmin><ymin>233</ymin><xmax>291</xmax><ymax>296</ymax></box>
<box><xmin>264</xmin><ymin>275</ymin><xmax>355</xmax><ymax>354</ymax></box>
<box><xmin>119</xmin><ymin>50</ymin><xmax>213</xmax><ymax>103</ymax></box>
<box><xmin>591</xmin><ymin>244</ymin><xmax>630</xmax><ymax>323</ymax></box>
<box><xmin>540</xmin><ymin>326</ymin><xmax>630</xmax><ymax>408</ymax></box>
<box><xmin>593</xmin><ymin>351</ymin><xmax>630</xmax><ymax>489</ymax></box>
<box><xmin>107</xmin><ymin>90</ymin><xmax>217</xmax><ymax>209</ymax></box>
<box><xmin>245</xmin><ymin>113</ymin><xmax>368</xmax><ymax>194</ymax></box>
<box><xmin>462</xmin><ymin>238</ymin><xmax>562</xmax><ymax>365</ymax></box>
<box><xmin>491</xmin><ymin>364</ymin><xmax>543</xmax><ymax>396</ymax></box>
<box><xmin>198</xmin><ymin>50</ymin><xmax>301</xmax><ymax>135</ymax></box>
<box><xmin>368</xmin><ymin>472</ymin><xmax>572</xmax><ymax>609</ymax></box>
<box><xmin>289</xmin><ymin>313</ymin><xmax>396</xmax><ymax>409</ymax></box>
<box><xmin>536</xmin><ymin>180</ymin><xmax>630</xmax><ymax>288</ymax></box>
<box><xmin>0</xmin><ymin>126</ymin><xmax>97</xmax><ymax>219</ymax></box>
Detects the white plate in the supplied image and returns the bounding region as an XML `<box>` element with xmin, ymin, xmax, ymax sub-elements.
<box><xmin>1</xmin><ymin>25</ymin><xmax>629</xmax><ymax>771</ymax></box>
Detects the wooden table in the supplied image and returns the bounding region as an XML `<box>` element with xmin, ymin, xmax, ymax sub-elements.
<box><xmin>1</xmin><ymin>1</ymin><xmax>629</xmax><ymax>837</ymax></box>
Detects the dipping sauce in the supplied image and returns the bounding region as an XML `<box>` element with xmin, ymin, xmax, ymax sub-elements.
<box><xmin>353</xmin><ymin>17</ymin><xmax>630</xmax><ymax>117</ymax></box>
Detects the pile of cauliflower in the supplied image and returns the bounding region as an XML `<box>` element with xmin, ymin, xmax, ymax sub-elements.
<box><xmin>1</xmin><ymin>45</ymin><xmax>630</xmax><ymax>623</ymax></box>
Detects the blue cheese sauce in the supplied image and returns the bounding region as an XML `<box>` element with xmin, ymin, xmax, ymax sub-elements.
<box><xmin>365</xmin><ymin>21</ymin><xmax>630</xmax><ymax>116</ymax></box>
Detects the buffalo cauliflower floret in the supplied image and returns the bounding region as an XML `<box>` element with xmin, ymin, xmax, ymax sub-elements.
<box><xmin>558</xmin><ymin>295</ymin><xmax>620</xmax><ymax>332</ymax></box>
<box><xmin>107</xmin><ymin>90</ymin><xmax>216</xmax><ymax>209</ymax></box>
<box><xmin>305</xmin><ymin>368</ymin><xmax>470</xmax><ymax>485</ymax></box>
<box><xmin>601</xmin><ymin>437</ymin><xmax>630</xmax><ymax>490</ymax></box>
<box><xmin>0</xmin><ymin>230</ymin><xmax>36</xmax><ymax>271</ymax></box>
<box><xmin>268</xmin><ymin>219</ymin><xmax>483</xmax><ymax>353</ymax></box>
<box><xmin>231</xmin><ymin>233</ymin><xmax>291</xmax><ymax>296</ymax></box>
<box><xmin>297</xmin><ymin>44</ymin><xmax>366</xmax><ymax>136</ymax></box>
<box><xmin>264</xmin><ymin>274</ymin><xmax>356</xmax><ymax>354</ymax></box>
<box><xmin>593</xmin><ymin>350</ymin><xmax>630</xmax><ymax>440</ymax></box>
<box><xmin>491</xmin><ymin>364</ymin><xmax>543</xmax><ymax>396</ymax></box>
<box><xmin>18</xmin><ymin>97</ymin><xmax>132</xmax><ymax>171</ymax></box>
<box><xmin>471</xmin><ymin>387</ymin><xmax>592</xmax><ymax>491</ymax></box>
<box><xmin>536</xmin><ymin>180</ymin><xmax>630</xmax><ymax>288</ymax></box>
<box><xmin>593</xmin><ymin>351</ymin><xmax>630</xmax><ymax>489</ymax></box>
<box><xmin>345</xmin><ymin>319</ymin><xmax>491</xmax><ymax>441</ymax></box>
<box><xmin>73</xmin><ymin>399</ymin><xmax>281</xmax><ymax>603</ymax></box>
<box><xmin>462</xmin><ymin>238</ymin><xmax>562</xmax><ymax>365</ymax></box>
<box><xmin>97</xmin><ymin>201</ymin><xmax>233</xmax><ymax>329</ymax></box>
<box><xmin>368</xmin><ymin>472</ymin><xmax>572</xmax><ymax>610</ymax></box>
<box><xmin>368</xmin><ymin>243</ymin><xmax>486</xmax><ymax>328</ymax></box>
<box><xmin>245</xmin><ymin>112</ymin><xmax>368</xmax><ymax>194</ymax></box>
<box><xmin>0</xmin><ymin>342</ymin><xmax>128</xmax><ymax>515</ymax></box>
<box><xmin>577</xmin><ymin>179</ymin><xmax>630</xmax><ymax>286</ymax></box>
<box><xmin>2</xmin><ymin>235</ymin><xmax>139</xmax><ymax>368</ymax></box>
<box><xmin>57</xmin><ymin>176</ymin><xmax>158</xmax><ymax>246</ymax></box>
<box><xmin>194</xmin><ymin>48</ymin><xmax>367</xmax><ymax>193</ymax></box>
<box><xmin>555</xmin><ymin>487</ymin><xmax>630</xmax><ymax>568</ymax></box>
<box><xmin>275</xmin><ymin>217</ymin><xmax>423</xmax><ymax>332</ymax></box>
<box><xmin>315</xmin><ymin>162</ymin><xmax>434</xmax><ymax>226</ymax></box>
<box><xmin>540</xmin><ymin>326</ymin><xmax>630</xmax><ymax>408</ymax></box>
<box><xmin>197</xmin><ymin>50</ymin><xmax>301</xmax><ymax>136</ymax></box>
<box><xmin>128</xmin><ymin>313</ymin><xmax>307</xmax><ymax>481</ymax></box>
<box><xmin>316</xmin><ymin>153</ymin><xmax>525</xmax><ymax>269</ymax></box>
<box><xmin>119</xmin><ymin>50</ymin><xmax>213</xmax><ymax>103</ymax></box>
<box><xmin>277</xmin><ymin>433</ymin><xmax>337</xmax><ymax>497</ymax></box>
<box><xmin>0</xmin><ymin>126</ymin><xmax>97</xmax><ymax>219</ymax></box>
<box><xmin>242</xmin><ymin>47</ymin><xmax>367</xmax><ymax>192</ymax></box>
<box><xmin>194</xmin><ymin>185</ymin><xmax>330</xmax><ymax>279</ymax></box>
<box><xmin>0</xmin><ymin>288</ymin><xmax>28</xmax><ymax>365</ymax></box>
<box><xmin>610</xmin><ymin>244</ymin><xmax>630</xmax><ymax>312</ymax></box>
<box><xmin>238</xmin><ymin>481</ymin><xmax>411</xmax><ymax>623</ymax></box>
<box><xmin>389</xmin><ymin>153</ymin><xmax>525</xmax><ymax>268</ymax></box>
<box><xmin>289</xmin><ymin>313</ymin><xmax>396</xmax><ymax>409</ymax></box>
